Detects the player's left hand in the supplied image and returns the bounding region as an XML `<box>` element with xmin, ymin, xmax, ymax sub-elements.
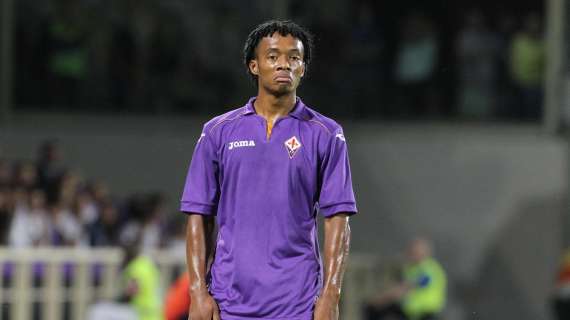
<box><xmin>313</xmin><ymin>296</ymin><xmax>339</xmax><ymax>320</ymax></box>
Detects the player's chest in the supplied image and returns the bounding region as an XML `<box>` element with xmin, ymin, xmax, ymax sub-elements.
<box><xmin>218</xmin><ymin>119</ymin><xmax>317</xmax><ymax>172</ymax></box>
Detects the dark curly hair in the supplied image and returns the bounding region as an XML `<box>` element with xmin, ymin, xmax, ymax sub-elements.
<box><xmin>243</xmin><ymin>20</ymin><xmax>314</xmax><ymax>82</ymax></box>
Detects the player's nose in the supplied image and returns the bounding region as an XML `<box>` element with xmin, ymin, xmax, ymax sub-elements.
<box><xmin>276</xmin><ymin>56</ymin><xmax>291</xmax><ymax>71</ymax></box>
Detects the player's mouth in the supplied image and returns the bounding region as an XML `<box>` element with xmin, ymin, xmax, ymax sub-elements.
<box><xmin>274</xmin><ymin>73</ymin><xmax>293</xmax><ymax>83</ymax></box>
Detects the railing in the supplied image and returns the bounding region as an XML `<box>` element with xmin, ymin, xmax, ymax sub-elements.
<box><xmin>0</xmin><ymin>248</ymin><xmax>380</xmax><ymax>320</ymax></box>
<box><xmin>0</xmin><ymin>248</ymin><xmax>186</xmax><ymax>320</ymax></box>
<box><xmin>0</xmin><ymin>248</ymin><xmax>123</xmax><ymax>320</ymax></box>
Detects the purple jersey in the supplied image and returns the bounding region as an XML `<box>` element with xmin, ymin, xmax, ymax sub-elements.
<box><xmin>181</xmin><ymin>97</ymin><xmax>357</xmax><ymax>319</ymax></box>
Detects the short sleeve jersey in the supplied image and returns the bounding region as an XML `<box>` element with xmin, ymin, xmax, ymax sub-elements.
<box><xmin>181</xmin><ymin>97</ymin><xmax>357</xmax><ymax>320</ymax></box>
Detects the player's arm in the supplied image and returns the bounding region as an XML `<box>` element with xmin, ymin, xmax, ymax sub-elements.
<box><xmin>315</xmin><ymin>213</ymin><xmax>351</xmax><ymax>320</ymax></box>
<box><xmin>186</xmin><ymin>214</ymin><xmax>216</xmax><ymax>293</ymax></box>
<box><xmin>182</xmin><ymin>127</ymin><xmax>221</xmax><ymax>319</ymax></box>
<box><xmin>186</xmin><ymin>213</ymin><xmax>219</xmax><ymax>320</ymax></box>
<box><xmin>315</xmin><ymin>126</ymin><xmax>357</xmax><ymax>320</ymax></box>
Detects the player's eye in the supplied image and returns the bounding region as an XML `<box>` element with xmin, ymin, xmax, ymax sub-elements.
<box><xmin>290</xmin><ymin>56</ymin><xmax>301</xmax><ymax>61</ymax></box>
<box><xmin>268</xmin><ymin>55</ymin><xmax>278</xmax><ymax>61</ymax></box>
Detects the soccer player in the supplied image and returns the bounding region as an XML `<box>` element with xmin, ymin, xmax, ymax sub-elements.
<box><xmin>181</xmin><ymin>20</ymin><xmax>357</xmax><ymax>320</ymax></box>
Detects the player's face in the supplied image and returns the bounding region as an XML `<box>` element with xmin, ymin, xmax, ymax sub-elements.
<box><xmin>407</xmin><ymin>239</ymin><xmax>430</xmax><ymax>263</ymax></box>
<box><xmin>249</xmin><ymin>33</ymin><xmax>305</xmax><ymax>96</ymax></box>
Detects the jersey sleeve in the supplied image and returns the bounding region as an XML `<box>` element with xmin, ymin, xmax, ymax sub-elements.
<box><xmin>318</xmin><ymin>127</ymin><xmax>357</xmax><ymax>217</ymax></box>
<box><xmin>180</xmin><ymin>130</ymin><xmax>220</xmax><ymax>215</ymax></box>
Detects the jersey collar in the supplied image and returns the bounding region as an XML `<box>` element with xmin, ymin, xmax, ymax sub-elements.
<box><xmin>244</xmin><ymin>96</ymin><xmax>308</xmax><ymax>120</ymax></box>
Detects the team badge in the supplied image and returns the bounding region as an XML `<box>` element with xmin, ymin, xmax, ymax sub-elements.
<box><xmin>284</xmin><ymin>136</ymin><xmax>302</xmax><ymax>159</ymax></box>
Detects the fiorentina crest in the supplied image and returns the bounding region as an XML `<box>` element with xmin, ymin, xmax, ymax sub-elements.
<box><xmin>284</xmin><ymin>136</ymin><xmax>302</xmax><ymax>159</ymax></box>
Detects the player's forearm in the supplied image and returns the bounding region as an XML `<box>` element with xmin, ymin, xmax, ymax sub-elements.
<box><xmin>186</xmin><ymin>214</ymin><xmax>215</xmax><ymax>295</ymax></box>
<box><xmin>203</xmin><ymin>215</ymin><xmax>216</xmax><ymax>272</ymax></box>
<box><xmin>320</xmin><ymin>213</ymin><xmax>351</xmax><ymax>302</ymax></box>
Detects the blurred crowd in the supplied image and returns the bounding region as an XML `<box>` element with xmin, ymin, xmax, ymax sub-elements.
<box><xmin>12</xmin><ymin>0</ymin><xmax>545</xmax><ymax>120</ymax></box>
<box><xmin>0</xmin><ymin>141</ymin><xmax>185</xmax><ymax>255</ymax></box>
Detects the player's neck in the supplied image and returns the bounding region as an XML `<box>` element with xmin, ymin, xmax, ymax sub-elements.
<box><xmin>254</xmin><ymin>91</ymin><xmax>296</xmax><ymax>122</ymax></box>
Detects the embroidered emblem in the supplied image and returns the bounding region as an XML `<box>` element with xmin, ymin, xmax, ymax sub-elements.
<box><xmin>335</xmin><ymin>133</ymin><xmax>346</xmax><ymax>142</ymax></box>
<box><xmin>284</xmin><ymin>136</ymin><xmax>302</xmax><ymax>159</ymax></box>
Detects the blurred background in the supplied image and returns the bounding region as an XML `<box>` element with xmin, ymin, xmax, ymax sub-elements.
<box><xmin>0</xmin><ymin>0</ymin><xmax>569</xmax><ymax>319</ymax></box>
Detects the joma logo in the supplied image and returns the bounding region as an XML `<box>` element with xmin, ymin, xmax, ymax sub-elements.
<box><xmin>228</xmin><ymin>140</ymin><xmax>256</xmax><ymax>150</ymax></box>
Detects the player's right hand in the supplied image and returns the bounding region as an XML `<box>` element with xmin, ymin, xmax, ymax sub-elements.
<box><xmin>188</xmin><ymin>292</ymin><xmax>220</xmax><ymax>320</ymax></box>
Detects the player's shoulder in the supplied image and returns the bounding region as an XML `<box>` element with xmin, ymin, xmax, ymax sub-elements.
<box><xmin>302</xmin><ymin>104</ymin><xmax>344</xmax><ymax>135</ymax></box>
<box><xmin>202</xmin><ymin>106</ymin><xmax>249</xmax><ymax>135</ymax></box>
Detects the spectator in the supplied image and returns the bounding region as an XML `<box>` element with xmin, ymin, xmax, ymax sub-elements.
<box><xmin>456</xmin><ymin>10</ymin><xmax>500</xmax><ymax>118</ymax></box>
<box><xmin>140</xmin><ymin>193</ymin><xmax>166</xmax><ymax>250</ymax></box>
<box><xmin>393</xmin><ymin>13</ymin><xmax>440</xmax><ymax>117</ymax></box>
<box><xmin>364</xmin><ymin>237</ymin><xmax>447</xmax><ymax>320</ymax></box>
<box><xmin>164</xmin><ymin>217</ymin><xmax>187</xmax><ymax>258</ymax></box>
<box><xmin>0</xmin><ymin>188</ymin><xmax>14</xmax><ymax>245</ymax></box>
<box><xmin>47</xmin><ymin>199</ymin><xmax>82</xmax><ymax>246</ymax></box>
<box><xmin>9</xmin><ymin>189</ymin><xmax>50</xmax><ymax>247</ymax></box>
<box><xmin>120</xmin><ymin>193</ymin><xmax>165</xmax><ymax>254</ymax></box>
<box><xmin>37</xmin><ymin>140</ymin><xmax>66</xmax><ymax>201</ymax></box>
<box><xmin>89</xmin><ymin>180</ymin><xmax>111</xmax><ymax>204</ymax></box>
<box><xmin>509</xmin><ymin>13</ymin><xmax>545</xmax><ymax>120</ymax></box>
<box><xmin>57</xmin><ymin>170</ymin><xmax>82</xmax><ymax>209</ymax></box>
<box><xmin>10</xmin><ymin>187</ymin><xmax>29</xmax><ymax>212</ymax></box>
<box><xmin>73</xmin><ymin>189</ymin><xmax>99</xmax><ymax>226</ymax></box>
<box><xmin>3</xmin><ymin>143</ymin><xmax>178</xmax><ymax>253</ymax></box>
<box><xmin>86</xmin><ymin>199</ymin><xmax>121</xmax><ymax>247</ymax></box>
<box><xmin>13</xmin><ymin>160</ymin><xmax>39</xmax><ymax>190</ymax></box>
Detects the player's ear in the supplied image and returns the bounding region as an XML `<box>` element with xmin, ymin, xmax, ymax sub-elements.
<box><xmin>300</xmin><ymin>62</ymin><xmax>305</xmax><ymax>78</ymax></box>
<box><xmin>249</xmin><ymin>60</ymin><xmax>259</xmax><ymax>75</ymax></box>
